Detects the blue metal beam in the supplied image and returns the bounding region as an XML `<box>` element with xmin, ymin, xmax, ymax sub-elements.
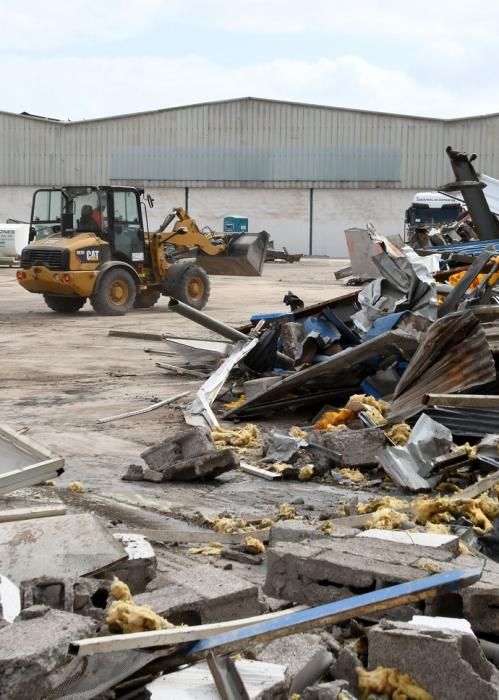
<box><xmin>164</xmin><ymin>567</ymin><xmax>482</xmax><ymax>665</ymax></box>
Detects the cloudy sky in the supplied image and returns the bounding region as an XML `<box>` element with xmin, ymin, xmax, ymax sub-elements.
<box><xmin>1</xmin><ymin>0</ymin><xmax>498</xmax><ymax>121</ymax></box>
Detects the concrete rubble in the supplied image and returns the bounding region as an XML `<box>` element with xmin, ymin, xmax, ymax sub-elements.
<box><xmin>3</xmin><ymin>145</ymin><xmax>499</xmax><ymax>698</ymax></box>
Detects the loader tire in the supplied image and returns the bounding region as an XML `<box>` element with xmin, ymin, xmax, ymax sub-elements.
<box><xmin>133</xmin><ymin>290</ymin><xmax>161</xmax><ymax>309</ymax></box>
<box><xmin>90</xmin><ymin>268</ymin><xmax>136</xmax><ymax>316</ymax></box>
<box><xmin>43</xmin><ymin>295</ymin><xmax>87</xmax><ymax>313</ymax></box>
<box><xmin>173</xmin><ymin>265</ymin><xmax>210</xmax><ymax>310</ymax></box>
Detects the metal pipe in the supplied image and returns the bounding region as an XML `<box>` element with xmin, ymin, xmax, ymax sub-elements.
<box><xmin>168</xmin><ymin>298</ymin><xmax>248</xmax><ymax>342</ymax></box>
<box><xmin>168</xmin><ymin>298</ymin><xmax>294</xmax><ymax>368</ymax></box>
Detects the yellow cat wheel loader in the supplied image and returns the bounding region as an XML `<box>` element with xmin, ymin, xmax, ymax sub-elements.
<box><xmin>16</xmin><ymin>186</ymin><xmax>269</xmax><ymax>315</ymax></box>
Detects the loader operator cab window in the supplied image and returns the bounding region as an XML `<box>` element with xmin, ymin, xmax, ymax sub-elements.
<box><xmin>30</xmin><ymin>190</ymin><xmax>63</xmax><ymax>242</ymax></box>
<box><xmin>74</xmin><ymin>190</ymin><xmax>108</xmax><ymax>235</ymax></box>
<box><xmin>111</xmin><ymin>190</ymin><xmax>145</xmax><ymax>264</ymax></box>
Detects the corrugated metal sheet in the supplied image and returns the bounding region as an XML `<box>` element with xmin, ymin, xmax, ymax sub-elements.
<box><xmin>1</xmin><ymin>97</ymin><xmax>499</xmax><ymax>188</ymax></box>
<box><xmin>387</xmin><ymin>311</ymin><xmax>496</xmax><ymax>420</ymax></box>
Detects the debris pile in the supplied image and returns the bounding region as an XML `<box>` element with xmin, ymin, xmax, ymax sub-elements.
<box><xmin>4</xmin><ymin>145</ymin><xmax>499</xmax><ymax>699</ymax></box>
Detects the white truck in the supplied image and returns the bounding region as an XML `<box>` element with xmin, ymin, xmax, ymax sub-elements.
<box><xmin>404</xmin><ymin>192</ymin><xmax>464</xmax><ymax>239</ymax></box>
<box><xmin>0</xmin><ymin>223</ymin><xmax>30</xmax><ymax>266</ymax></box>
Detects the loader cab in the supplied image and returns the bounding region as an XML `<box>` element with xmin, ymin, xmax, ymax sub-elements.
<box><xmin>30</xmin><ymin>186</ymin><xmax>146</xmax><ymax>265</ymax></box>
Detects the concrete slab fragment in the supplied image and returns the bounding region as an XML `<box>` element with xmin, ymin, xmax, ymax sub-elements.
<box><xmin>357</xmin><ymin>528</ymin><xmax>459</xmax><ymax>553</ymax></box>
<box><xmin>0</xmin><ymin>513</ymin><xmax>127</xmax><ymax>585</ymax></box>
<box><xmin>368</xmin><ymin>619</ymin><xmax>499</xmax><ymax>700</ymax></box>
<box><xmin>142</xmin><ymin>559</ymin><xmax>260</xmax><ymax>625</ymax></box>
<box><xmin>0</xmin><ymin>607</ymin><xmax>97</xmax><ymax>700</ymax></box>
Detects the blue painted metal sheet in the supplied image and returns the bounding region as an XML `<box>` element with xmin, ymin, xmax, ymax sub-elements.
<box><xmin>428</xmin><ymin>239</ymin><xmax>499</xmax><ymax>255</ymax></box>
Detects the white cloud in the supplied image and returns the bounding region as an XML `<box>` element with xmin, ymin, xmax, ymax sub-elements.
<box><xmin>1</xmin><ymin>53</ymin><xmax>492</xmax><ymax>121</ymax></box>
<box><xmin>1</xmin><ymin>1</ymin><xmax>499</xmax><ymax>52</ymax></box>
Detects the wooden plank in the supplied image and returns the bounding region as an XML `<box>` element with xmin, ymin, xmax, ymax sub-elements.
<box><xmin>96</xmin><ymin>392</ymin><xmax>190</xmax><ymax>424</ymax></box>
<box><xmin>128</xmin><ymin>527</ymin><xmax>270</xmax><ymax>545</ymax></box>
<box><xmin>0</xmin><ymin>505</ymin><xmax>66</xmax><ymax>523</ymax></box>
<box><xmin>155</xmin><ymin>362</ymin><xmax>208</xmax><ymax>379</ymax></box>
<box><xmin>451</xmin><ymin>470</ymin><xmax>499</xmax><ymax>500</ymax></box>
<box><xmin>424</xmin><ymin>393</ymin><xmax>499</xmax><ymax>408</ymax></box>
<box><xmin>69</xmin><ymin>569</ymin><xmax>480</xmax><ymax>658</ymax></box>
<box><xmin>109</xmin><ymin>330</ymin><xmax>164</xmax><ymax>341</ymax></box>
<box><xmin>70</xmin><ymin>604</ymin><xmax>308</xmax><ymax>656</ymax></box>
<box><xmin>239</xmin><ymin>463</ymin><xmax>282</xmax><ymax>481</ymax></box>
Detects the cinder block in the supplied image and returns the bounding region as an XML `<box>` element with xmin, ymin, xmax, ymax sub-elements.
<box><xmin>142</xmin><ymin>427</ymin><xmax>239</xmax><ymax>480</ymax></box>
<box><xmin>264</xmin><ymin>537</ymin><xmax>453</xmax><ymax>605</ymax></box>
<box><xmin>139</xmin><ymin>561</ymin><xmax>260</xmax><ymax>625</ymax></box>
<box><xmin>368</xmin><ymin>619</ymin><xmax>499</xmax><ymax>700</ymax></box>
<box><xmin>0</xmin><ymin>608</ymin><xmax>97</xmax><ymax>700</ymax></box>
<box><xmin>20</xmin><ymin>576</ymin><xmax>111</xmax><ymax>620</ymax></box>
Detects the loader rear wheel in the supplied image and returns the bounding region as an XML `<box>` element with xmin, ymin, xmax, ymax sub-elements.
<box><xmin>174</xmin><ymin>266</ymin><xmax>210</xmax><ymax>310</ymax></box>
<box><xmin>133</xmin><ymin>290</ymin><xmax>161</xmax><ymax>309</ymax></box>
<box><xmin>43</xmin><ymin>295</ymin><xmax>87</xmax><ymax>313</ymax></box>
<box><xmin>90</xmin><ymin>268</ymin><xmax>136</xmax><ymax>316</ymax></box>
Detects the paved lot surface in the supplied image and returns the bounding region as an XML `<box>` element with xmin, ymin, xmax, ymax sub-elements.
<box><xmin>0</xmin><ymin>259</ymin><xmax>365</xmax><ymax>526</ymax></box>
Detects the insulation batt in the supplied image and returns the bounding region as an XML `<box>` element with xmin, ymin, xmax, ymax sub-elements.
<box><xmin>212</xmin><ymin>424</ymin><xmax>259</xmax><ymax>448</ymax></box>
<box><xmin>366</xmin><ymin>508</ymin><xmax>409</xmax><ymax>530</ymax></box>
<box><xmin>385</xmin><ymin>423</ymin><xmax>412</xmax><ymax>445</ymax></box>
<box><xmin>339</xmin><ymin>468</ymin><xmax>365</xmax><ymax>482</ymax></box>
<box><xmin>242</xmin><ymin>536</ymin><xmax>265</xmax><ymax>554</ymax></box>
<box><xmin>357</xmin><ymin>665</ymin><xmax>434</xmax><ymax>700</ymax></box>
<box><xmin>188</xmin><ymin>543</ymin><xmax>223</xmax><ymax>556</ymax></box>
<box><xmin>106</xmin><ymin>581</ymin><xmax>174</xmax><ymax>633</ymax></box>
<box><xmin>357</xmin><ymin>496</ymin><xmax>408</xmax><ymax>514</ymax></box>
<box><xmin>298</xmin><ymin>464</ymin><xmax>315</xmax><ymax>481</ymax></box>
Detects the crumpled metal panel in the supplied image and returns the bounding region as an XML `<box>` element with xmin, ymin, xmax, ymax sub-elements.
<box><xmin>226</xmin><ymin>330</ymin><xmax>418</xmax><ymax>419</ymax></box>
<box><xmin>387</xmin><ymin>311</ymin><xmax>496</xmax><ymax>420</ymax></box>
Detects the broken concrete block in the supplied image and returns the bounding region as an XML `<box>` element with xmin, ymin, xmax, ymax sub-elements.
<box><xmin>368</xmin><ymin>618</ymin><xmax>499</xmax><ymax>700</ymax></box>
<box><xmin>20</xmin><ymin>576</ymin><xmax>111</xmax><ymax>620</ymax></box>
<box><xmin>312</xmin><ymin>427</ymin><xmax>385</xmax><ymax>467</ymax></box>
<box><xmin>0</xmin><ymin>513</ymin><xmax>127</xmax><ymax>585</ymax></box>
<box><xmin>141</xmin><ymin>559</ymin><xmax>260</xmax><ymax>625</ymax></box>
<box><xmin>251</xmin><ymin>633</ymin><xmax>332</xmax><ymax>694</ymax></box>
<box><xmin>331</xmin><ymin>645</ymin><xmax>362</xmax><ymax>696</ymax></box>
<box><xmin>121</xmin><ymin>463</ymin><xmax>144</xmax><ymax>481</ymax></box>
<box><xmin>301</xmin><ymin>679</ymin><xmax>349</xmax><ymax>700</ymax></box>
<box><xmin>270</xmin><ymin>520</ymin><xmax>358</xmax><ymax>546</ymax></box>
<box><xmin>357</xmin><ymin>528</ymin><xmax>459</xmax><ymax>553</ymax></box>
<box><xmin>101</xmin><ymin>533</ymin><xmax>157</xmax><ymax>594</ymax></box>
<box><xmin>0</xmin><ymin>608</ymin><xmax>97</xmax><ymax>700</ymax></box>
<box><xmin>140</xmin><ymin>426</ymin><xmax>239</xmax><ymax>481</ymax></box>
<box><xmin>264</xmin><ymin>537</ymin><xmax>454</xmax><ymax>606</ymax></box>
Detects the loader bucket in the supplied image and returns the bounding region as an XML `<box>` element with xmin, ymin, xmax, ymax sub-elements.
<box><xmin>196</xmin><ymin>230</ymin><xmax>270</xmax><ymax>277</ymax></box>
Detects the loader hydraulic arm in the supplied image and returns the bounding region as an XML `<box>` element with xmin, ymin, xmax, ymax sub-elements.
<box><xmin>156</xmin><ymin>207</ymin><xmax>227</xmax><ymax>256</ymax></box>
<box><xmin>149</xmin><ymin>206</ymin><xmax>228</xmax><ymax>284</ymax></box>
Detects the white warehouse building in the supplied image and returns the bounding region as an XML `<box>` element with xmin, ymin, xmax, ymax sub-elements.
<box><xmin>1</xmin><ymin>97</ymin><xmax>499</xmax><ymax>257</ymax></box>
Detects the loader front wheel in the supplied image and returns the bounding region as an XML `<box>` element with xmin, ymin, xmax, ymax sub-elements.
<box><xmin>133</xmin><ymin>289</ymin><xmax>161</xmax><ymax>309</ymax></box>
<box><xmin>174</xmin><ymin>266</ymin><xmax>210</xmax><ymax>310</ymax></box>
<box><xmin>90</xmin><ymin>269</ymin><xmax>136</xmax><ymax>316</ymax></box>
<box><xmin>43</xmin><ymin>295</ymin><xmax>87</xmax><ymax>313</ymax></box>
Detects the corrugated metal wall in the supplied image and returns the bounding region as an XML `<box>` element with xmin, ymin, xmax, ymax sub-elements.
<box><xmin>1</xmin><ymin>98</ymin><xmax>499</xmax><ymax>188</ymax></box>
